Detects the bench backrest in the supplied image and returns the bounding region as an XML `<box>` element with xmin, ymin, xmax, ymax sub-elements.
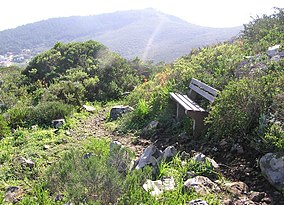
<box><xmin>188</xmin><ymin>78</ymin><xmax>219</xmax><ymax>103</ymax></box>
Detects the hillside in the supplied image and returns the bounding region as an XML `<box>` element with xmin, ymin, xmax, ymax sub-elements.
<box><xmin>0</xmin><ymin>8</ymin><xmax>241</xmax><ymax>62</ymax></box>
<box><xmin>1</xmin><ymin>7</ymin><xmax>284</xmax><ymax>205</ymax></box>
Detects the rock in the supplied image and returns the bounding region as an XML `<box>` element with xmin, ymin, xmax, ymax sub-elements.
<box><xmin>192</xmin><ymin>152</ymin><xmax>219</xmax><ymax>169</ymax></box>
<box><xmin>249</xmin><ymin>191</ymin><xmax>266</xmax><ymax>202</ymax></box>
<box><xmin>162</xmin><ymin>146</ymin><xmax>177</xmax><ymax>161</ymax></box>
<box><xmin>31</xmin><ymin>125</ymin><xmax>38</xmax><ymax>130</ymax></box>
<box><xmin>52</xmin><ymin>119</ymin><xmax>65</xmax><ymax>128</ymax></box>
<box><xmin>271</xmin><ymin>54</ymin><xmax>281</xmax><ymax>62</ymax></box>
<box><xmin>230</xmin><ymin>143</ymin><xmax>244</xmax><ymax>154</ymax></box>
<box><xmin>82</xmin><ymin>105</ymin><xmax>96</xmax><ymax>112</ymax></box>
<box><xmin>222</xmin><ymin>198</ymin><xmax>233</xmax><ymax>205</ymax></box>
<box><xmin>141</xmin><ymin>121</ymin><xmax>159</xmax><ymax>138</ymax></box>
<box><xmin>183</xmin><ymin>176</ymin><xmax>220</xmax><ymax>195</ymax></box>
<box><xmin>135</xmin><ymin>144</ymin><xmax>162</xmax><ymax>169</ymax></box>
<box><xmin>224</xmin><ymin>181</ymin><xmax>249</xmax><ymax>196</ymax></box>
<box><xmin>110</xmin><ymin>141</ymin><xmax>130</xmax><ymax>173</ymax></box>
<box><xmin>233</xmin><ymin>197</ymin><xmax>255</xmax><ymax>205</ymax></box>
<box><xmin>4</xmin><ymin>186</ymin><xmax>22</xmax><ymax>203</ymax></box>
<box><xmin>83</xmin><ymin>152</ymin><xmax>93</xmax><ymax>159</ymax></box>
<box><xmin>187</xmin><ymin>199</ymin><xmax>208</xmax><ymax>205</ymax></box>
<box><xmin>142</xmin><ymin>177</ymin><xmax>175</xmax><ymax>196</ymax></box>
<box><xmin>267</xmin><ymin>44</ymin><xmax>280</xmax><ymax>57</ymax></box>
<box><xmin>17</xmin><ymin>156</ymin><xmax>35</xmax><ymax>168</ymax></box>
<box><xmin>278</xmin><ymin>51</ymin><xmax>284</xmax><ymax>57</ymax></box>
<box><xmin>109</xmin><ymin>105</ymin><xmax>134</xmax><ymax>120</ymax></box>
<box><xmin>43</xmin><ymin>145</ymin><xmax>50</xmax><ymax>150</ymax></box>
<box><xmin>259</xmin><ymin>152</ymin><xmax>284</xmax><ymax>191</ymax></box>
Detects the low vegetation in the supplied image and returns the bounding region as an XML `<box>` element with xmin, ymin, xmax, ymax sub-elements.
<box><xmin>0</xmin><ymin>8</ymin><xmax>284</xmax><ymax>204</ymax></box>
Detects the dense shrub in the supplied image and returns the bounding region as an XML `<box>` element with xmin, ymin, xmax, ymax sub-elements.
<box><xmin>46</xmin><ymin>149</ymin><xmax>125</xmax><ymax>204</ymax></box>
<box><xmin>172</xmin><ymin>42</ymin><xmax>245</xmax><ymax>91</ymax></box>
<box><xmin>22</xmin><ymin>41</ymin><xmax>141</xmax><ymax>103</ymax></box>
<box><xmin>7</xmin><ymin>101</ymin><xmax>73</xmax><ymax>128</ymax></box>
<box><xmin>207</xmin><ymin>72</ymin><xmax>284</xmax><ymax>150</ymax></box>
<box><xmin>0</xmin><ymin>115</ymin><xmax>10</xmax><ymax>139</ymax></box>
<box><xmin>242</xmin><ymin>8</ymin><xmax>284</xmax><ymax>54</ymax></box>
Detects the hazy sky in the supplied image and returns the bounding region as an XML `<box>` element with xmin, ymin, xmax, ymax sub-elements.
<box><xmin>1</xmin><ymin>0</ymin><xmax>284</xmax><ymax>31</ymax></box>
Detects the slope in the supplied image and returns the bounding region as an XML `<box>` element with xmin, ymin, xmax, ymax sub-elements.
<box><xmin>0</xmin><ymin>8</ymin><xmax>242</xmax><ymax>62</ymax></box>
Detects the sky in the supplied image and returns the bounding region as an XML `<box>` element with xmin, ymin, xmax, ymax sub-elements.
<box><xmin>1</xmin><ymin>0</ymin><xmax>284</xmax><ymax>31</ymax></box>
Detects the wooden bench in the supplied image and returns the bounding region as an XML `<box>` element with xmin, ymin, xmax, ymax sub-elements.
<box><xmin>170</xmin><ymin>78</ymin><xmax>219</xmax><ymax>138</ymax></box>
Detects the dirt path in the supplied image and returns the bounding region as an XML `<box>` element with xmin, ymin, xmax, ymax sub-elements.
<box><xmin>69</xmin><ymin>108</ymin><xmax>151</xmax><ymax>158</ymax></box>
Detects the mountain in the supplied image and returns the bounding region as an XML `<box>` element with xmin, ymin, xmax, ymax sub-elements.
<box><xmin>0</xmin><ymin>8</ymin><xmax>242</xmax><ymax>62</ymax></box>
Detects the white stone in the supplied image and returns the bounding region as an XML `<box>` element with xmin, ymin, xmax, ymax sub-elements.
<box><xmin>143</xmin><ymin>177</ymin><xmax>175</xmax><ymax>196</ymax></box>
<box><xmin>135</xmin><ymin>144</ymin><xmax>162</xmax><ymax>169</ymax></box>
<box><xmin>82</xmin><ymin>105</ymin><xmax>96</xmax><ymax>112</ymax></box>
<box><xmin>267</xmin><ymin>44</ymin><xmax>280</xmax><ymax>57</ymax></box>
<box><xmin>260</xmin><ymin>152</ymin><xmax>284</xmax><ymax>191</ymax></box>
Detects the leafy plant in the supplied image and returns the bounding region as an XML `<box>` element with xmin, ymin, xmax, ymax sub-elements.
<box><xmin>0</xmin><ymin>114</ymin><xmax>10</xmax><ymax>139</ymax></box>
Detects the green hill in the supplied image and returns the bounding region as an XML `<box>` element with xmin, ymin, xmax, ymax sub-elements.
<box><xmin>0</xmin><ymin>8</ymin><xmax>241</xmax><ymax>62</ymax></box>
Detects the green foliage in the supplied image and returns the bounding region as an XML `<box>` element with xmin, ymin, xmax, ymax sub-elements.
<box><xmin>8</xmin><ymin>101</ymin><xmax>73</xmax><ymax>128</ymax></box>
<box><xmin>0</xmin><ymin>114</ymin><xmax>10</xmax><ymax>139</ymax></box>
<box><xmin>119</xmin><ymin>68</ymin><xmax>174</xmax><ymax>131</ymax></box>
<box><xmin>173</xmin><ymin>42</ymin><xmax>245</xmax><ymax>91</ymax></box>
<box><xmin>46</xmin><ymin>148</ymin><xmax>125</xmax><ymax>204</ymax></box>
<box><xmin>207</xmin><ymin>72</ymin><xmax>284</xmax><ymax>149</ymax></box>
<box><xmin>241</xmin><ymin>8</ymin><xmax>284</xmax><ymax>54</ymax></box>
<box><xmin>0</xmin><ymin>66</ymin><xmax>30</xmax><ymax>110</ymax></box>
<box><xmin>22</xmin><ymin>41</ymin><xmax>140</xmax><ymax>103</ymax></box>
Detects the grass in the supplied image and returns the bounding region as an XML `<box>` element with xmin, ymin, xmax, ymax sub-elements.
<box><xmin>1</xmin><ymin>102</ymin><xmax>224</xmax><ymax>204</ymax></box>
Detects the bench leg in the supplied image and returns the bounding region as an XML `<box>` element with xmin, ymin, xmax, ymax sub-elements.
<box><xmin>187</xmin><ymin>111</ymin><xmax>208</xmax><ymax>138</ymax></box>
<box><xmin>176</xmin><ymin>103</ymin><xmax>186</xmax><ymax>120</ymax></box>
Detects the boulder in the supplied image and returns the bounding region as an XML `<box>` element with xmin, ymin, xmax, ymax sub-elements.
<box><xmin>267</xmin><ymin>44</ymin><xmax>280</xmax><ymax>57</ymax></box>
<box><xmin>192</xmin><ymin>152</ymin><xmax>219</xmax><ymax>169</ymax></box>
<box><xmin>184</xmin><ymin>176</ymin><xmax>220</xmax><ymax>195</ymax></box>
<box><xmin>52</xmin><ymin>119</ymin><xmax>65</xmax><ymax>128</ymax></box>
<box><xmin>259</xmin><ymin>152</ymin><xmax>284</xmax><ymax>191</ymax></box>
<box><xmin>162</xmin><ymin>146</ymin><xmax>177</xmax><ymax>161</ymax></box>
<box><xmin>82</xmin><ymin>105</ymin><xmax>96</xmax><ymax>112</ymax></box>
<box><xmin>271</xmin><ymin>54</ymin><xmax>281</xmax><ymax>62</ymax></box>
<box><xmin>135</xmin><ymin>144</ymin><xmax>162</xmax><ymax>169</ymax></box>
<box><xmin>249</xmin><ymin>191</ymin><xmax>266</xmax><ymax>202</ymax></box>
<box><xmin>187</xmin><ymin>199</ymin><xmax>208</xmax><ymax>205</ymax></box>
<box><xmin>142</xmin><ymin>176</ymin><xmax>175</xmax><ymax>196</ymax></box>
<box><xmin>224</xmin><ymin>181</ymin><xmax>249</xmax><ymax>196</ymax></box>
<box><xmin>4</xmin><ymin>186</ymin><xmax>22</xmax><ymax>203</ymax></box>
<box><xmin>109</xmin><ymin>105</ymin><xmax>134</xmax><ymax>120</ymax></box>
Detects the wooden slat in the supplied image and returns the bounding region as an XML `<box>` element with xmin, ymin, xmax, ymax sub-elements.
<box><xmin>189</xmin><ymin>84</ymin><xmax>215</xmax><ymax>103</ymax></box>
<box><xmin>190</xmin><ymin>78</ymin><xmax>219</xmax><ymax>96</ymax></box>
<box><xmin>170</xmin><ymin>92</ymin><xmax>195</xmax><ymax>111</ymax></box>
<box><xmin>182</xmin><ymin>95</ymin><xmax>205</xmax><ymax>112</ymax></box>
<box><xmin>170</xmin><ymin>92</ymin><xmax>205</xmax><ymax>112</ymax></box>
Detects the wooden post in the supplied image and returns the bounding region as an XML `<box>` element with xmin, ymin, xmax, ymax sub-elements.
<box><xmin>176</xmin><ymin>103</ymin><xmax>186</xmax><ymax>120</ymax></box>
<box><xmin>187</xmin><ymin>111</ymin><xmax>208</xmax><ymax>138</ymax></box>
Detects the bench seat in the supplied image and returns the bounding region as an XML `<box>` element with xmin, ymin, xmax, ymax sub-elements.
<box><xmin>170</xmin><ymin>78</ymin><xmax>219</xmax><ymax>138</ymax></box>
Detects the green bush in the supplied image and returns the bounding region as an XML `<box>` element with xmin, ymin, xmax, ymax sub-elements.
<box><xmin>8</xmin><ymin>101</ymin><xmax>73</xmax><ymax>128</ymax></box>
<box><xmin>7</xmin><ymin>103</ymin><xmax>32</xmax><ymax>128</ymax></box>
<box><xmin>207</xmin><ymin>77</ymin><xmax>270</xmax><ymax>143</ymax></box>
<box><xmin>207</xmin><ymin>72</ymin><xmax>284</xmax><ymax>150</ymax></box>
<box><xmin>46</xmin><ymin>149</ymin><xmax>125</xmax><ymax>204</ymax></box>
<box><xmin>0</xmin><ymin>114</ymin><xmax>10</xmax><ymax>139</ymax></box>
